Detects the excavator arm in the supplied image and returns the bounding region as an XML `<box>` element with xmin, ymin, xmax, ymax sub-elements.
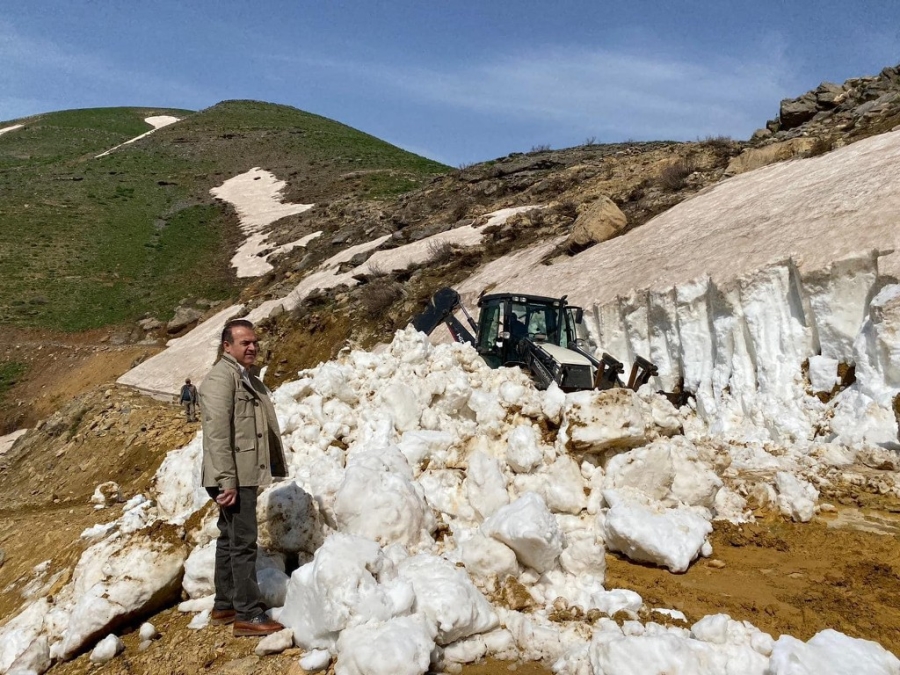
<box><xmin>410</xmin><ymin>287</ymin><xmax>477</xmax><ymax>345</ymax></box>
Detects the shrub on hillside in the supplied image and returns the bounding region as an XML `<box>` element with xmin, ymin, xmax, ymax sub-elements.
<box><xmin>657</xmin><ymin>158</ymin><xmax>695</xmax><ymax>191</ymax></box>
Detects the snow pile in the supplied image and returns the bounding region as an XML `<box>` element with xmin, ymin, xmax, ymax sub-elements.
<box><xmin>209</xmin><ymin>167</ymin><xmax>317</xmax><ymax>278</ymax></box>
<box><xmin>4</xmin><ymin>264</ymin><xmax>900</xmax><ymax>673</ymax></box>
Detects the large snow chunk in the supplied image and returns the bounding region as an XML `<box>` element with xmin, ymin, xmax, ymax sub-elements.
<box><xmin>459</xmin><ymin>531</ymin><xmax>519</xmax><ymax>583</ymax></box>
<box><xmin>182</xmin><ymin>540</ymin><xmax>216</xmax><ymax>598</ymax></box>
<box><xmin>775</xmin><ymin>472</ymin><xmax>818</xmax><ymax>523</ymax></box>
<box><xmin>257</xmin><ymin>481</ymin><xmax>324</xmax><ymax>555</ymax></box>
<box><xmin>397</xmin><ymin>554</ymin><xmax>498</xmax><ymax>645</ymax></box>
<box><xmin>564</xmin><ymin>388</ymin><xmax>673</xmax><ymax>453</ymax></box>
<box><xmin>333</xmin><ymin>448</ymin><xmax>434</xmax><ymax>546</ymax></box>
<box><xmin>808</xmin><ymin>355</ymin><xmax>840</xmax><ymax>393</ymax></box>
<box><xmin>604</xmin><ymin>437</ymin><xmax>722</xmax><ymax>509</ymax></box>
<box><xmin>89</xmin><ymin>634</ymin><xmax>124</xmax><ymax>663</ymax></box>
<box><xmin>153</xmin><ymin>436</ymin><xmax>207</xmax><ymax>525</ymax></box>
<box><xmin>514</xmin><ymin>455</ymin><xmax>588</xmax><ymax>515</ymax></box>
<box><xmin>0</xmin><ymin>598</ymin><xmax>50</xmax><ymax>673</ymax></box>
<box><xmin>465</xmin><ymin>451</ymin><xmax>509</xmax><ymax>520</ymax></box>
<box><xmin>599</xmin><ymin>489</ymin><xmax>712</xmax><ymax>573</ymax></box>
<box><xmin>506</xmin><ymin>425</ymin><xmax>544</xmax><ymax>473</ymax></box>
<box><xmin>379</xmin><ymin>382</ymin><xmax>421</xmax><ymax>432</ymax></box>
<box><xmin>768</xmin><ymin>628</ymin><xmax>900</xmax><ymax>674</ymax></box>
<box><xmin>55</xmin><ymin>533</ymin><xmax>186</xmax><ymax>660</ymax></box>
<box><xmin>589</xmin><ymin>630</ymin><xmax>769</xmax><ymax>675</ymax></box>
<box><xmin>279</xmin><ymin>533</ymin><xmax>414</xmax><ymax>651</ymax></box>
<box><xmin>482</xmin><ymin>493</ymin><xmax>564</xmax><ymax>573</ymax></box>
<box><xmin>335</xmin><ymin>615</ymin><xmax>435</xmax><ymax>675</ymax></box>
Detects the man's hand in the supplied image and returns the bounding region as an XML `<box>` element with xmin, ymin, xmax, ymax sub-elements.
<box><xmin>216</xmin><ymin>488</ymin><xmax>237</xmax><ymax>507</ymax></box>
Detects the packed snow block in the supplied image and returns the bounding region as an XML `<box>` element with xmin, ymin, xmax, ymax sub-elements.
<box><xmin>418</xmin><ymin>469</ymin><xmax>476</xmax><ymax>520</ymax></box>
<box><xmin>801</xmin><ymin>254</ymin><xmax>878</xmax><ymax>361</ymax></box>
<box><xmin>691</xmin><ymin>614</ymin><xmax>774</xmax><ymax>655</ymax></box>
<box><xmin>588</xmin><ymin>630</ymin><xmax>770</xmax><ymax>675</ymax></box>
<box><xmin>309</xmin><ymin>362</ymin><xmax>359</xmax><ymax>404</ymax></box>
<box><xmin>54</xmin><ymin>534</ymin><xmax>186</xmax><ymax>660</ymax></box>
<box><xmin>558</xmin><ymin>526</ymin><xmax>607</xmax><ymax>580</ymax></box>
<box><xmin>465</xmin><ymin>451</ymin><xmax>510</xmax><ymax>520</ymax></box>
<box><xmin>506</xmin><ymin>425</ymin><xmax>544</xmax><ymax>473</ymax></box>
<box><xmin>0</xmin><ymin>599</ymin><xmax>50</xmax><ymax>674</ymax></box>
<box><xmin>398</xmin><ymin>430</ymin><xmax>455</xmax><ymax>469</ymax></box>
<box><xmin>774</xmin><ymin>472</ymin><xmax>818</xmax><ymax>523</ymax></box>
<box><xmin>397</xmin><ymin>554</ymin><xmax>498</xmax><ymax>645</ymax></box>
<box><xmin>334</xmin><ymin>615</ymin><xmax>435</xmax><ymax>675</ymax></box>
<box><xmin>482</xmin><ymin>493</ymin><xmax>564</xmax><ymax>573</ymax></box>
<box><xmin>182</xmin><ymin>540</ymin><xmax>215</xmax><ymax>598</ymax></box>
<box><xmin>808</xmin><ymin>355</ymin><xmax>840</xmax><ymax>393</ymax></box>
<box><xmin>603</xmin><ymin>437</ymin><xmax>722</xmax><ymax>510</ymax></box>
<box><xmin>599</xmin><ymin>489</ymin><xmax>712</xmax><ymax>573</ymax></box>
<box><xmin>563</xmin><ymin>389</ymin><xmax>656</xmax><ymax>453</ymax></box>
<box><xmin>7</xmin><ymin>633</ymin><xmax>50</xmax><ymax>674</ymax></box>
<box><xmin>280</xmin><ymin>533</ymin><xmax>415</xmax><ymax>651</ymax></box>
<box><xmin>257</xmin><ymin>481</ymin><xmax>324</xmax><ymax>555</ymax></box>
<box><xmin>768</xmin><ymin>628</ymin><xmax>900</xmax><ymax>675</ymax></box>
<box><xmin>459</xmin><ymin>532</ymin><xmax>519</xmax><ymax>585</ymax></box>
<box><xmin>153</xmin><ymin>436</ymin><xmax>207</xmax><ymax>525</ymax></box>
<box><xmin>89</xmin><ymin>634</ymin><xmax>124</xmax><ymax>664</ymax></box>
<box><xmin>378</xmin><ymin>382</ymin><xmax>421</xmax><ymax>432</ymax></box>
<box><xmin>512</xmin><ymin>455</ymin><xmax>587</xmax><ymax>515</ymax></box>
<box><xmin>333</xmin><ymin>447</ymin><xmax>435</xmax><ymax>546</ymax></box>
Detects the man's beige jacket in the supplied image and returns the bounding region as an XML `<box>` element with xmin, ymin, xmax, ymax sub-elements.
<box><xmin>200</xmin><ymin>352</ymin><xmax>287</xmax><ymax>489</ymax></box>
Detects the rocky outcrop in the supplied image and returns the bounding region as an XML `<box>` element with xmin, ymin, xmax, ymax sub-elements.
<box><xmin>753</xmin><ymin>64</ymin><xmax>900</xmax><ymax>143</ymax></box>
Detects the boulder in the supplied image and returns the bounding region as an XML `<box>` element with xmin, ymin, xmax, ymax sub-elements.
<box><xmin>566</xmin><ymin>196</ymin><xmax>627</xmax><ymax>248</ymax></box>
<box><xmin>815</xmin><ymin>82</ymin><xmax>844</xmax><ymax>108</ymax></box>
<box><xmin>779</xmin><ymin>93</ymin><xmax>819</xmax><ymax>129</ymax></box>
<box><xmin>724</xmin><ymin>138</ymin><xmax>817</xmax><ymax>176</ymax></box>
<box><xmin>166</xmin><ymin>306</ymin><xmax>202</xmax><ymax>334</ymax></box>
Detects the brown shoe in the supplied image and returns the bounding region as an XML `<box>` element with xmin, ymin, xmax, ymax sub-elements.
<box><xmin>210</xmin><ymin>609</ymin><xmax>236</xmax><ymax>625</ymax></box>
<box><xmin>233</xmin><ymin>615</ymin><xmax>285</xmax><ymax>637</ymax></box>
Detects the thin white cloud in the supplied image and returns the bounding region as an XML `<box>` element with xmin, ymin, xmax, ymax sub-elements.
<box><xmin>0</xmin><ymin>20</ymin><xmax>207</xmax><ymax>117</ymax></box>
<box><xmin>280</xmin><ymin>43</ymin><xmax>795</xmax><ymax>141</ymax></box>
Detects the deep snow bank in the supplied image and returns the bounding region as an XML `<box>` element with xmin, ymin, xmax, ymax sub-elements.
<box><xmin>457</xmin><ymin>132</ymin><xmax>900</xmax><ymax>446</ymax></box>
<box><xmin>6</xmin><ymin>327</ymin><xmax>900</xmax><ymax>675</ymax></box>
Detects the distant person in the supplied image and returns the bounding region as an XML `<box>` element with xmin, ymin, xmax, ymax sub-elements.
<box><xmin>200</xmin><ymin>319</ymin><xmax>287</xmax><ymax>637</ymax></box>
<box><xmin>179</xmin><ymin>378</ymin><xmax>198</xmax><ymax>422</ymax></box>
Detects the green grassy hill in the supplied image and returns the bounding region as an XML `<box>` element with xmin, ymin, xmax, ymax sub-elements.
<box><xmin>0</xmin><ymin>102</ymin><xmax>448</xmax><ymax>331</ymax></box>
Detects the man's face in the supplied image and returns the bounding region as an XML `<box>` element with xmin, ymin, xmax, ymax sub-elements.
<box><xmin>223</xmin><ymin>326</ymin><xmax>258</xmax><ymax>369</ymax></box>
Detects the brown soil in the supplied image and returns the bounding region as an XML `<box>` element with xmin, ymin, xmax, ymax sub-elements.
<box><xmin>605</xmin><ymin>510</ymin><xmax>900</xmax><ymax>655</ymax></box>
<box><xmin>0</xmin><ymin>326</ymin><xmax>163</xmax><ymax>434</ymax></box>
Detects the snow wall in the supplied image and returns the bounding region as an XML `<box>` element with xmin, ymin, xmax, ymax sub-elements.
<box><xmin>589</xmin><ymin>252</ymin><xmax>900</xmax><ymax>448</ymax></box>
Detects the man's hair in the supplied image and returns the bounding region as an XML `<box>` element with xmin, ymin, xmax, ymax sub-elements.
<box><xmin>185</xmin><ymin>378</ymin><xmax>191</xmax><ymax>384</ymax></box>
<box><xmin>222</xmin><ymin>319</ymin><xmax>255</xmax><ymax>345</ymax></box>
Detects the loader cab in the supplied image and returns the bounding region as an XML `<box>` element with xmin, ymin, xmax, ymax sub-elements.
<box><xmin>476</xmin><ymin>292</ymin><xmax>587</xmax><ymax>368</ymax></box>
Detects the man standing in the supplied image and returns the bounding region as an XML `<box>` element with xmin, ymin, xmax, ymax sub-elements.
<box><xmin>200</xmin><ymin>319</ymin><xmax>287</xmax><ymax>637</ymax></box>
<box><xmin>179</xmin><ymin>378</ymin><xmax>198</xmax><ymax>422</ymax></box>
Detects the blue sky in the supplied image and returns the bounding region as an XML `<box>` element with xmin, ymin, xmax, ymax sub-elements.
<box><xmin>1</xmin><ymin>1</ymin><xmax>897</xmax><ymax>165</ymax></box>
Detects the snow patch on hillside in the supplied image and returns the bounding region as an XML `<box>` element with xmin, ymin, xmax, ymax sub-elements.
<box><xmin>0</xmin><ymin>124</ymin><xmax>24</xmax><ymax>137</ymax></box>
<box><xmin>116</xmin><ymin>207</ymin><xmax>535</xmax><ymax>396</ymax></box>
<box><xmin>209</xmin><ymin>167</ymin><xmax>318</xmax><ymax>277</ymax></box>
<box><xmin>95</xmin><ymin>116</ymin><xmax>180</xmax><ymax>158</ymax></box>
